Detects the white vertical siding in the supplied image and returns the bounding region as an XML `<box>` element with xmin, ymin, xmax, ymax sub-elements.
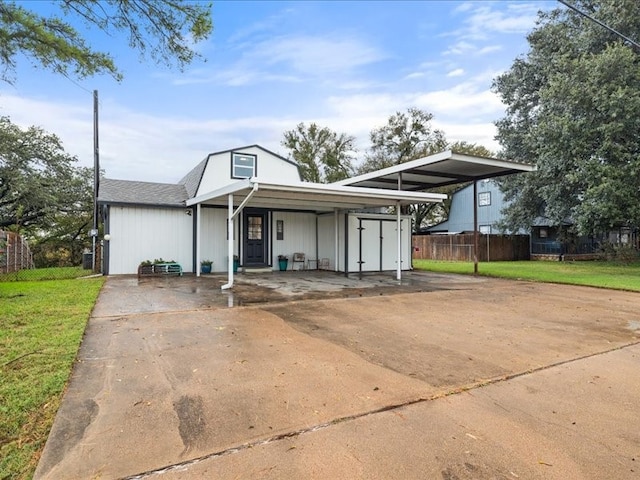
<box><xmin>199</xmin><ymin>207</ymin><xmax>234</xmax><ymax>272</ymax></box>
<box><xmin>380</xmin><ymin>219</ymin><xmax>411</xmax><ymax>271</ymax></box>
<box><xmin>107</xmin><ymin>206</ymin><xmax>193</xmax><ymax>274</ymax></box>
<box><xmin>272</xmin><ymin>211</ymin><xmax>316</xmax><ymax>270</ymax></box>
<box><xmin>317</xmin><ymin>214</ymin><xmax>335</xmax><ymax>270</ymax></box>
<box><xmin>345</xmin><ymin>213</ymin><xmax>411</xmax><ymax>273</ymax></box>
<box><xmin>360</xmin><ymin>219</ymin><xmax>381</xmax><ymax>271</ymax></box>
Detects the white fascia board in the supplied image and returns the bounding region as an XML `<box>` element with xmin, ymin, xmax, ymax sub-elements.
<box><xmin>334</xmin><ymin>150</ymin><xmax>455</xmax><ymax>186</ymax></box>
<box><xmin>255</xmin><ymin>179</ymin><xmax>446</xmax><ymax>203</ymax></box>
<box><xmin>335</xmin><ymin>150</ymin><xmax>536</xmax><ymax>187</ymax></box>
<box><xmin>448</xmin><ymin>152</ymin><xmax>537</xmax><ymax>172</ymax></box>
<box><xmin>188</xmin><ymin>177</ymin><xmax>446</xmax><ymax>207</ymax></box>
<box><xmin>186</xmin><ymin>178</ymin><xmax>253</xmax><ymax>206</ymax></box>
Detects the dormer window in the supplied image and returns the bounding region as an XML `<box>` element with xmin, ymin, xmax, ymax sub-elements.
<box><xmin>232</xmin><ymin>153</ymin><xmax>256</xmax><ymax>179</ymax></box>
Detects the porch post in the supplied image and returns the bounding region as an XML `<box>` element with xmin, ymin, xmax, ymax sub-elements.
<box><xmin>222</xmin><ymin>194</ymin><xmax>234</xmax><ymax>290</ymax></box>
<box><xmin>196</xmin><ymin>203</ymin><xmax>202</xmax><ymax>277</ymax></box>
<box><xmin>396</xmin><ymin>201</ymin><xmax>402</xmax><ymax>281</ymax></box>
<box><xmin>334</xmin><ymin>208</ymin><xmax>339</xmax><ymax>272</ymax></box>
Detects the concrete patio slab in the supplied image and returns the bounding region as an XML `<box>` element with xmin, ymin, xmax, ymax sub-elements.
<box><xmin>34</xmin><ymin>273</ymin><xmax>640</xmax><ymax>479</ymax></box>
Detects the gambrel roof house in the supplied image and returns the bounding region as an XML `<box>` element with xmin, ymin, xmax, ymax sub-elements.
<box><xmin>98</xmin><ymin>146</ymin><xmax>533</xmax><ymax>288</ymax></box>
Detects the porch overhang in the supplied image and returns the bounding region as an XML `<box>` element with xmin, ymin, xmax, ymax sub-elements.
<box><xmin>186</xmin><ymin>178</ymin><xmax>446</xmax><ymax>210</ymax></box>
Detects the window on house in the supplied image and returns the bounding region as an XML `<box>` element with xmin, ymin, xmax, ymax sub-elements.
<box><xmin>247</xmin><ymin>216</ymin><xmax>262</xmax><ymax>240</ymax></box>
<box><xmin>276</xmin><ymin>220</ymin><xmax>284</xmax><ymax>240</ymax></box>
<box><xmin>478</xmin><ymin>191</ymin><xmax>491</xmax><ymax>206</ymax></box>
<box><xmin>232</xmin><ymin>153</ymin><xmax>256</xmax><ymax>179</ymax></box>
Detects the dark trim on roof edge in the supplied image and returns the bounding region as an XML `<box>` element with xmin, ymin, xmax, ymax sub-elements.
<box><xmin>97</xmin><ymin>201</ymin><xmax>186</xmax><ymax>209</ymax></box>
<box><xmin>208</xmin><ymin>144</ymin><xmax>302</xmax><ymax>180</ymax></box>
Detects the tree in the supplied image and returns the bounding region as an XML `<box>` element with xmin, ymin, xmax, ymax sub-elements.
<box><xmin>493</xmin><ymin>0</ymin><xmax>640</xmax><ymax>238</ymax></box>
<box><xmin>357</xmin><ymin>107</ymin><xmax>447</xmax><ymax>174</ymax></box>
<box><xmin>357</xmin><ymin>108</ymin><xmax>492</xmax><ymax>232</ymax></box>
<box><xmin>0</xmin><ymin>117</ymin><xmax>92</xmax><ymax>265</ymax></box>
<box><xmin>282</xmin><ymin>122</ymin><xmax>356</xmax><ymax>183</ymax></box>
<box><xmin>0</xmin><ymin>0</ymin><xmax>213</xmax><ymax>83</ymax></box>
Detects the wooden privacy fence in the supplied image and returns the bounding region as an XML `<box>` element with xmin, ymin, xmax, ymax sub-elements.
<box><xmin>412</xmin><ymin>234</ymin><xmax>530</xmax><ymax>262</ymax></box>
<box><xmin>0</xmin><ymin>230</ymin><xmax>35</xmax><ymax>273</ymax></box>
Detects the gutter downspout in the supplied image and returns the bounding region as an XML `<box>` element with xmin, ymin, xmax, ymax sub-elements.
<box><xmin>221</xmin><ymin>182</ymin><xmax>259</xmax><ymax>290</ymax></box>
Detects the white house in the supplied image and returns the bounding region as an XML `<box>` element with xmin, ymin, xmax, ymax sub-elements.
<box><xmin>98</xmin><ymin>146</ymin><xmax>533</xmax><ymax>286</ymax></box>
<box><xmin>98</xmin><ymin>146</ymin><xmax>447</xmax><ymax>284</ymax></box>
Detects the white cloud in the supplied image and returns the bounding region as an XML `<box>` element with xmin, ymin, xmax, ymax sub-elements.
<box><xmin>447</xmin><ymin>68</ymin><xmax>465</xmax><ymax>77</ymax></box>
<box><xmin>415</xmin><ymin>82</ymin><xmax>504</xmax><ymax>120</ymax></box>
<box><xmin>404</xmin><ymin>72</ymin><xmax>425</xmax><ymax>80</ymax></box>
<box><xmin>0</xmin><ymin>92</ymin><xmax>293</xmax><ymax>183</ymax></box>
<box><xmin>453</xmin><ymin>2</ymin><xmax>542</xmax><ymax>38</ymax></box>
<box><xmin>433</xmin><ymin>120</ymin><xmax>500</xmax><ymax>152</ymax></box>
<box><xmin>174</xmin><ymin>33</ymin><xmax>386</xmax><ymax>87</ymax></box>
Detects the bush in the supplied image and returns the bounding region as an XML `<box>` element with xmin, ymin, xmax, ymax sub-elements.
<box><xmin>599</xmin><ymin>242</ymin><xmax>639</xmax><ymax>264</ymax></box>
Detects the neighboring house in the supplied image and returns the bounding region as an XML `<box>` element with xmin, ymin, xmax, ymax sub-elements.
<box><xmin>425</xmin><ymin>180</ymin><xmax>510</xmax><ymax>235</ymax></box>
<box><xmin>98</xmin><ymin>145</ymin><xmax>439</xmax><ymax>277</ymax></box>
<box><xmin>424</xmin><ymin>180</ymin><xmax>630</xmax><ymax>258</ymax></box>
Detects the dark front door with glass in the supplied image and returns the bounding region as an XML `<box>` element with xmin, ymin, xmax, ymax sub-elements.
<box><xmin>243</xmin><ymin>211</ymin><xmax>268</xmax><ymax>266</ymax></box>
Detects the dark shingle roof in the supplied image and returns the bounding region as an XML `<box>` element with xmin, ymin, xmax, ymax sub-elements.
<box><xmin>178</xmin><ymin>156</ymin><xmax>208</xmax><ymax>198</ymax></box>
<box><xmin>98</xmin><ymin>178</ymin><xmax>188</xmax><ymax>206</ymax></box>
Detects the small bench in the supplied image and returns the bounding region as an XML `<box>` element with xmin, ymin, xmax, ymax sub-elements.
<box><xmin>155</xmin><ymin>263</ymin><xmax>183</xmax><ymax>275</ymax></box>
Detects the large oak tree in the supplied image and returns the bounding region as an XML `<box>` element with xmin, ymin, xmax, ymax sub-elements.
<box><xmin>357</xmin><ymin>108</ymin><xmax>493</xmax><ymax>231</ymax></box>
<box><xmin>493</xmin><ymin>0</ymin><xmax>640</xmax><ymax>238</ymax></box>
<box><xmin>282</xmin><ymin>122</ymin><xmax>356</xmax><ymax>183</ymax></box>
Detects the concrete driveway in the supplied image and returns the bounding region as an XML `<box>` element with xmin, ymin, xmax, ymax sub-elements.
<box><xmin>35</xmin><ymin>272</ymin><xmax>640</xmax><ymax>479</ymax></box>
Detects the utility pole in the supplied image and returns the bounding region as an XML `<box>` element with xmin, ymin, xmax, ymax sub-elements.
<box><xmin>91</xmin><ymin>90</ymin><xmax>100</xmax><ymax>272</ymax></box>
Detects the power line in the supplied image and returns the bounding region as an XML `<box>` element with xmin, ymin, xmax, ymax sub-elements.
<box><xmin>558</xmin><ymin>0</ymin><xmax>640</xmax><ymax>51</ymax></box>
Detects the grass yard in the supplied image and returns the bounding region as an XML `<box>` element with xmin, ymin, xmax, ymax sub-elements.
<box><xmin>0</xmin><ymin>275</ymin><xmax>104</xmax><ymax>480</ymax></box>
<box><xmin>413</xmin><ymin>259</ymin><xmax>640</xmax><ymax>292</ymax></box>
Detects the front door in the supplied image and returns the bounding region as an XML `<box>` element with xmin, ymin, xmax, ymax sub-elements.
<box><xmin>243</xmin><ymin>211</ymin><xmax>268</xmax><ymax>266</ymax></box>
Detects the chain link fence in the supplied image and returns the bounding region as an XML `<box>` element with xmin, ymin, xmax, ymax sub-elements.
<box><xmin>0</xmin><ymin>230</ymin><xmax>100</xmax><ymax>281</ymax></box>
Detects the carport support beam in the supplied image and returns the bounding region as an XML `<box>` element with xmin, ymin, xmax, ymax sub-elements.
<box><xmin>196</xmin><ymin>203</ymin><xmax>202</xmax><ymax>277</ymax></box>
<box><xmin>473</xmin><ymin>180</ymin><xmax>479</xmax><ymax>275</ymax></box>
<box><xmin>334</xmin><ymin>209</ymin><xmax>339</xmax><ymax>272</ymax></box>
<box><xmin>396</xmin><ymin>201</ymin><xmax>401</xmax><ymax>281</ymax></box>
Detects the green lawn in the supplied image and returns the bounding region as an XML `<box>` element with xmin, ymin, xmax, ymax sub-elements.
<box><xmin>0</xmin><ymin>276</ymin><xmax>104</xmax><ymax>480</ymax></box>
<box><xmin>413</xmin><ymin>259</ymin><xmax>640</xmax><ymax>292</ymax></box>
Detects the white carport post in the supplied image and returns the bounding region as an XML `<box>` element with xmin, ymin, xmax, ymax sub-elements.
<box><xmin>196</xmin><ymin>203</ymin><xmax>202</xmax><ymax>277</ymax></box>
<box><xmin>334</xmin><ymin>208</ymin><xmax>339</xmax><ymax>272</ymax></box>
<box><xmin>396</xmin><ymin>173</ymin><xmax>403</xmax><ymax>281</ymax></box>
<box><xmin>396</xmin><ymin>201</ymin><xmax>402</xmax><ymax>281</ymax></box>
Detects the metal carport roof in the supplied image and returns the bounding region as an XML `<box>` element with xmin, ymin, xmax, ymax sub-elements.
<box><xmin>335</xmin><ymin>150</ymin><xmax>535</xmax><ymax>190</ymax></box>
<box><xmin>186</xmin><ymin>178</ymin><xmax>446</xmax><ymax>211</ymax></box>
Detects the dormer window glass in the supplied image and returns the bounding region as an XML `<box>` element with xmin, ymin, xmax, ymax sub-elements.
<box><xmin>232</xmin><ymin>153</ymin><xmax>256</xmax><ymax>179</ymax></box>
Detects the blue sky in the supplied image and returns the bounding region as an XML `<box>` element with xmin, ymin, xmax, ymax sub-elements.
<box><xmin>2</xmin><ymin>0</ymin><xmax>556</xmax><ymax>183</ymax></box>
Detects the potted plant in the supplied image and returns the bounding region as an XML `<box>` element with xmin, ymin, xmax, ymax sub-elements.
<box><xmin>200</xmin><ymin>259</ymin><xmax>213</xmax><ymax>274</ymax></box>
<box><xmin>138</xmin><ymin>259</ymin><xmax>154</xmax><ymax>276</ymax></box>
<box><xmin>278</xmin><ymin>254</ymin><xmax>288</xmax><ymax>271</ymax></box>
